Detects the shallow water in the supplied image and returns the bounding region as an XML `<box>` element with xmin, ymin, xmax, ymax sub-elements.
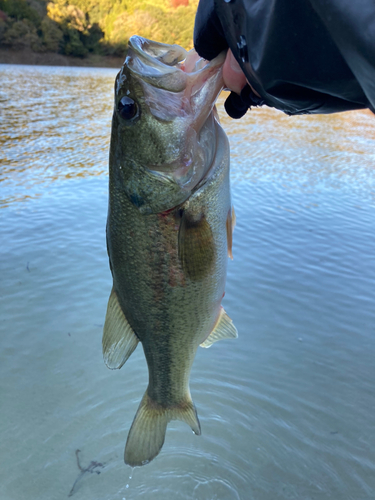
<box><xmin>1</xmin><ymin>64</ymin><xmax>375</xmax><ymax>500</ymax></box>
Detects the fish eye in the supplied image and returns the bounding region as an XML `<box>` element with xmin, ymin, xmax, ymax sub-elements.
<box><xmin>118</xmin><ymin>96</ymin><xmax>139</xmax><ymax>121</ymax></box>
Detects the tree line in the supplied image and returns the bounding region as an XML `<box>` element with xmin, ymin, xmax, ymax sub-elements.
<box><xmin>0</xmin><ymin>0</ymin><xmax>198</xmax><ymax>58</ymax></box>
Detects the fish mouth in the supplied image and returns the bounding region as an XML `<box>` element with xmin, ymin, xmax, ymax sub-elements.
<box><xmin>126</xmin><ymin>36</ymin><xmax>225</xmax><ymax>128</ymax></box>
<box><xmin>126</xmin><ymin>36</ymin><xmax>189</xmax><ymax>92</ymax></box>
<box><xmin>125</xmin><ymin>37</ymin><xmax>225</xmax><ymax>193</ymax></box>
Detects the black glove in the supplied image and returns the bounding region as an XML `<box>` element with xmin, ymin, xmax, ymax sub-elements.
<box><xmin>194</xmin><ymin>0</ymin><xmax>262</xmax><ymax>119</ymax></box>
<box><xmin>224</xmin><ymin>85</ymin><xmax>265</xmax><ymax>119</ymax></box>
<box><xmin>194</xmin><ymin>0</ymin><xmax>373</xmax><ymax>117</ymax></box>
<box><xmin>194</xmin><ymin>0</ymin><xmax>226</xmax><ymax>61</ymax></box>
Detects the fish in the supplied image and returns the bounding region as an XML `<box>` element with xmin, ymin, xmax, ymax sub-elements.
<box><xmin>102</xmin><ymin>35</ymin><xmax>237</xmax><ymax>467</ymax></box>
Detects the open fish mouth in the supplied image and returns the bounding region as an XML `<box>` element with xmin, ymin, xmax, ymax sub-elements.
<box><xmin>122</xmin><ymin>36</ymin><xmax>226</xmax><ymax>195</ymax></box>
<box><xmin>126</xmin><ymin>36</ymin><xmax>225</xmax><ymax>129</ymax></box>
<box><xmin>126</xmin><ymin>36</ymin><xmax>189</xmax><ymax>92</ymax></box>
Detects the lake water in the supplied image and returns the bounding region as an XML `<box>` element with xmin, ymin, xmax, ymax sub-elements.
<box><xmin>1</xmin><ymin>64</ymin><xmax>375</xmax><ymax>500</ymax></box>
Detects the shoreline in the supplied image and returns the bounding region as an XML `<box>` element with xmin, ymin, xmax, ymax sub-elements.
<box><xmin>0</xmin><ymin>48</ymin><xmax>125</xmax><ymax>69</ymax></box>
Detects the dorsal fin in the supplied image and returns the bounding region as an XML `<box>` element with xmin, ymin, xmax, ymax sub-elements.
<box><xmin>200</xmin><ymin>307</ymin><xmax>238</xmax><ymax>348</ymax></box>
<box><xmin>102</xmin><ymin>288</ymin><xmax>139</xmax><ymax>369</ymax></box>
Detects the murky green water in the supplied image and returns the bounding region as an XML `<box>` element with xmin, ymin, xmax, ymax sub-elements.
<box><xmin>1</xmin><ymin>64</ymin><xmax>375</xmax><ymax>500</ymax></box>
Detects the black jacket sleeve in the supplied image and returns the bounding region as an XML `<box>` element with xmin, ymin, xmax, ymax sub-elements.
<box><xmin>194</xmin><ymin>0</ymin><xmax>375</xmax><ymax>116</ymax></box>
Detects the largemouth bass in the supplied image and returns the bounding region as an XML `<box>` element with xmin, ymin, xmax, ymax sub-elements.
<box><xmin>103</xmin><ymin>36</ymin><xmax>237</xmax><ymax>467</ymax></box>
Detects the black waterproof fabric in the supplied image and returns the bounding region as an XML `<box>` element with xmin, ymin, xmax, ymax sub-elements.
<box><xmin>194</xmin><ymin>0</ymin><xmax>375</xmax><ymax>117</ymax></box>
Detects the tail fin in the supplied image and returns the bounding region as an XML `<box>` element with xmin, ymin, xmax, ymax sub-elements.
<box><xmin>124</xmin><ymin>391</ymin><xmax>201</xmax><ymax>467</ymax></box>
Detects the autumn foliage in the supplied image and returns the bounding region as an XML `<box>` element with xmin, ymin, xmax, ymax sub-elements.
<box><xmin>0</xmin><ymin>0</ymin><xmax>198</xmax><ymax>58</ymax></box>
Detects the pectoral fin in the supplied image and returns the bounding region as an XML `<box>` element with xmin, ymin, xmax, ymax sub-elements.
<box><xmin>226</xmin><ymin>206</ymin><xmax>236</xmax><ymax>260</ymax></box>
<box><xmin>200</xmin><ymin>307</ymin><xmax>238</xmax><ymax>348</ymax></box>
<box><xmin>102</xmin><ymin>288</ymin><xmax>139</xmax><ymax>369</ymax></box>
<box><xmin>178</xmin><ymin>211</ymin><xmax>215</xmax><ymax>281</ymax></box>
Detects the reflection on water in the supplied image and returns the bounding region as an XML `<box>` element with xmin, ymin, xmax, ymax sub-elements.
<box><xmin>0</xmin><ymin>64</ymin><xmax>375</xmax><ymax>500</ymax></box>
<box><xmin>2</xmin><ymin>65</ymin><xmax>375</xmax><ymax>207</ymax></box>
<box><xmin>221</xmin><ymin>102</ymin><xmax>375</xmax><ymax>192</ymax></box>
<box><xmin>0</xmin><ymin>64</ymin><xmax>116</xmax><ymax>207</ymax></box>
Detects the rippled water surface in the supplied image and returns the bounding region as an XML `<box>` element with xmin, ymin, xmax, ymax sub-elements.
<box><xmin>1</xmin><ymin>64</ymin><xmax>375</xmax><ymax>500</ymax></box>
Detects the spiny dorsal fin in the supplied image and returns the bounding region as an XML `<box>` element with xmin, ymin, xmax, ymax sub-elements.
<box><xmin>226</xmin><ymin>205</ymin><xmax>236</xmax><ymax>260</ymax></box>
<box><xmin>102</xmin><ymin>288</ymin><xmax>139</xmax><ymax>369</ymax></box>
<box><xmin>200</xmin><ymin>307</ymin><xmax>238</xmax><ymax>348</ymax></box>
<box><xmin>124</xmin><ymin>391</ymin><xmax>201</xmax><ymax>467</ymax></box>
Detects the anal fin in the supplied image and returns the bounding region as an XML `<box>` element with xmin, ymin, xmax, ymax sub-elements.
<box><xmin>200</xmin><ymin>307</ymin><xmax>238</xmax><ymax>348</ymax></box>
<box><xmin>102</xmin><ymin>287</ymin><xmax>139</xmax><ymax>369</ymax></box>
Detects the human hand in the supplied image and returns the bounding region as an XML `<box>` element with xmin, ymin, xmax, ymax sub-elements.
<box><xmin>222</xmin><ymin>50</ymin><xmax>247</xmax><ymax>94</ymax></box>
<box><xmin>193</xmin><ymin>0</ymin><xmax>247</xmax><ymax>95</ymax></box>
<box><xmin>194</xmin><ymin>0</ymin><xmax>264</xmax><ymax>118</ymax></box>
<box><xmin>221</xmin><ymin>49</ymin><xmax>264</xmax><ymax>118</ymax></box>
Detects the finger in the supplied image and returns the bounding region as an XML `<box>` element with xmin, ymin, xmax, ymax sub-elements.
<box><xmin>222</xmin><ymin>50</ymin><xmax>247</xmax><ymax>94</ymax></box>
